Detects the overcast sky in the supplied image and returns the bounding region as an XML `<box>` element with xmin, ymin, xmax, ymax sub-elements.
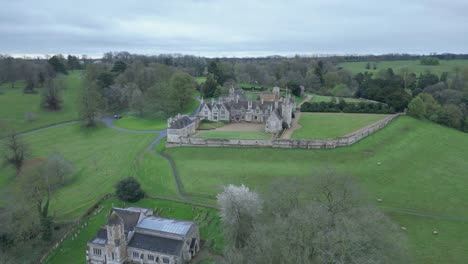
<box><xmin>1</xmin><ymin>0</ymin><xmax>467</xmax><ymax>58</ymax></box>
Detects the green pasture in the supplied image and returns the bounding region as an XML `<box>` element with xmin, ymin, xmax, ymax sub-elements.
<box><xmin>338</xmin><ymin>59</ymin><xmax>468</xmax><ymax>76</ymax></box>
<box><xmin>292</xmin><ymin>113</ymin><xmax>390</xmax><ymax>139</ymax></box>
<box><xmin>0</xmin><ymin>123</ymin><xmax>155</xmax><ymax>220</ymax></box>
<box><xmin>0</xmin><ymin>71</ymin><xmax>83</xmax><ymax>137</ymax></box>
<box><xmin>166</xmin><ymin>116</ymin><xmax>468</xmax><ymax>263</ymax></box>
<box><xmin>195</xmin><ymin>130</ymin><xmax>271</xmax><ymax>140</ymax></box>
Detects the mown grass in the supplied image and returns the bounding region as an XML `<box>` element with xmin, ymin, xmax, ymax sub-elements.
<box><xmin>310</xmin><ymin>94</ymin><xmax>369</xmax><ymax>103</ymax></box>
<box><xmin>113</xmin><ymin>116</ymin><xmax>168</xmax><ymax>131</ymax></box>
<box><xmin>196</xmin><ymin>131</ymin><xmax>271</xmax><ymax>140</ymax></box>
<box><xmin>44</xmin><ymin>196</ymin><xmax>223</xmax><ymax>264</ymax></box>
<box><xmin>0</xmin><ymin>71</ymin><xmax>83</xmax><ymax>137</ymax></box>
<box><xmin>338</xmin><ymin>59</ymin><xmax>468</xmax><ymax>76</ymax></box>
<box><xmin>166</xmin><ymin>117</ymin><xmax>468</xmax><ymax>263</ymax></box>
<box><xmin>0</xmin><ymin>123</ymin><xmax>155</xmax><ymax>220</ymax></box>
<box><xmin>292</xmin><ymin>113</ymin><xmax>390</xmax><ymax>139</ymax></box>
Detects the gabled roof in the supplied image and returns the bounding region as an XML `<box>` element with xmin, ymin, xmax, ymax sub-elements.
<box><xmin>136</xmin><ymin>216</ymin><xmax>194</xmax><ymax>236</ymax></box>
<box><xmin>89</xmin><ymin>228</ymin><xmax>107</xmax><ymax>245</ymax></box>
<box><xmin>111</xmin><ymin>208</ymin><xmax>142</xmax><ymax>231</ymax></box>
<box><xmin>168</xmin><ymin>116</ymin><xmax>194</xmax><ymax>129</ymax></box>
<box><xmin>128</xmin><ymin>232</ymin><xmax>184</xmax><ymax>255</ymax></box>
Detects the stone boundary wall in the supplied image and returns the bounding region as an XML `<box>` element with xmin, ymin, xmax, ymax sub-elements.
<box><xmin>167</xmin><ymin>113</ymin><xmax>402</xmax><ymax>149</ymax></box>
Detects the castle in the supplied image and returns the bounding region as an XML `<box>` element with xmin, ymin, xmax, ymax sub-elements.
<box><xmin>199</xmin><ymin>87</ymin><xmax>296</xmax><ymax>133</ymax></box>
<box><xmin>86</xmin><ymin>207</ymin><xmax>200</xmax><ymax>264</ymax></box>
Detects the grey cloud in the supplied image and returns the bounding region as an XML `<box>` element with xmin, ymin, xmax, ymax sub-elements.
<box><xmin>0</xmin><ymin>0</ymin><xmax>467</xmax><ymax>57</ymax></box>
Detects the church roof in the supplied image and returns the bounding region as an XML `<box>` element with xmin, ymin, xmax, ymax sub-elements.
<box><xmin>136</xmin><ymin>216</ymin><xmax>194</xmax><ymax>236</ymax></box>
<box><xmin>128</xmin><ymin>232</ymin><xmax>184</xmax><ymax>255</ymax></box>
<box><xmin>110</xmin><ymin>208</ymin><xmax>142</xmax><ymax>231</ymax></box>
<box><xmin>168</xmin><ymin>116</ymin><xmax>194</xmax><ymax>129</ymax></box>
<box><xmin>89</xmin><ymin>228</ymin><xmax>107</xmax><ymax>245</ymax></box>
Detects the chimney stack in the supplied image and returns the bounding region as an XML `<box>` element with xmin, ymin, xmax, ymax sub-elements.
<box><xmin>236</xmin><ymin>94</ymin><xmax>239</xmax><ymax>103</ymax></box>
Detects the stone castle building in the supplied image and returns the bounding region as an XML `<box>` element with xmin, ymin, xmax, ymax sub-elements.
<box><xmin>86</xmin><ymin>207</ymin><xmax>200</xmax><ymax>264</ymax></box>
<box><xmin>199</xmin><ymin>87</ymin><xmax>295</xmax><ymax>133</ymax></box>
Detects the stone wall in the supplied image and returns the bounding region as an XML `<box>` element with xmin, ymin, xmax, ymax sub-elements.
<box><xmin>166</xmin><ymin>113</ymin><xmax>401</xmax><ymax>149</ymax></box>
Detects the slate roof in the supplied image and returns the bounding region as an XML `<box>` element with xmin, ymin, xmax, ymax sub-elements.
<box><xmin>128</xmin><ymin>233</ymin><xmax>184</xmax><ymax>255</ymax></box>
<box><xmin>89</xmin><ymin>228</ymin><xmax>107</xmax><ymax>245</ymax></box>
<box><xmin>111</xmin><ymin>208</ymin><xmax>141</xmax><ymax>231</ymax></box>
<box><xmin>168</xmin><ymin>116</ymin><xmax>194</xmax><ymax>129</ymax></box>
<box><xmin>136</xmin><ymin>216</ymin><xmax>194</xmax><ymax>236</ymax></box>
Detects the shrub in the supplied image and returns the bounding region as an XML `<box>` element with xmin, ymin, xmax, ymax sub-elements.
<box><xmin>115</xmin><ymin>177</ymin><xmax>145</xmax><ymax>202</ymax></box>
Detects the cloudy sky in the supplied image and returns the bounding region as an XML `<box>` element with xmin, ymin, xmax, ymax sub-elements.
<box><xmin>1</xmin><ymin>0</ymin><xmax>467</xmax><ymax>57</ymax></box>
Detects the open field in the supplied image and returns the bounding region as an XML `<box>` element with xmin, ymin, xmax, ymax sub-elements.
<box><xmin>292</xmin><ymin>113</ymin><xmax>390</xmax><ymax>139</ymax></box>
<box><xmin>338</xmin><ymin>59</ymin><xmax>468</xmax><ymax>76</ymax></box>
<box><xmin>0</xmin><ymin>123</ymin><xmax>155</xmax><ymax>220</ymax></box>
<box><xmin>113</xmin><ymin>116</ymin><xmax>167</xmax><ymax>130</ymax></box>
<box><xmin>0</xmin><ymin>71</ymin><xmax>83</xmax><ymax>137</ymax></box>
<box><xmin>44</xmin><ymin>197</ymin><xmax>223</xmax><ymax>264</ymax></box>
<box><xmin>310</xmin><ymin>94</ymin><xmax>370</xmax><ymax>103</ymax></box>
<box><xmin>166</xmin><ymin>116</ymin><xmax>468</xmax><ymax>263</ymax></box>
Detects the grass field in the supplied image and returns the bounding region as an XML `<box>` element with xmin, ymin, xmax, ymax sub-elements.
<box><xmin>0</xmin><ymin>71</ymin><xmax>83</xmax><ymax>137</ymax></box>
<box><xmin>166</xmin><ymin>117</ymin><xmax>468</xmax><ymax>263</ymax></box>
<box><xmin>0</xmin><ymin>123</ymin><xmax>155</xmax><ymax>220</ymax></box>
<box><xmin>339</xmin><ymin>59</ymin><xmax>468</xmax><ymax>76</ymax></box>
<box><xmin>113</xmin><ymin>96</ymin><xmax>199</xmax><ymax>131</ymax></box>
<box><xmin>198</xmin><ymin>121</ymin><xmax>228</xmax><ymax>130</ymax></box>
<box><xmin>44</xmin><ymin>197</ymin><xmax>223</xmax><ymax>264</ymax></box>
<box><xmin>196</xmin><ymin>130</ymin><xmax>271</xmax><ymax>140</ymax></box>
<box><xmin>292</xmin><ymin>113</ymin><xmax>390</xmax><ymax>139</ymax></box>
<box><xmin>310</xmin><ymin>94</ymin><xmax>369</xmax><ymax>103</ymax></box>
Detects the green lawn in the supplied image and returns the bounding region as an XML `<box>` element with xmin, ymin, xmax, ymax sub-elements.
<box><xmin>113</xmin><ymin>116</ymin><xmax>168</xmax><ymax>130</ymax></box>
<box><xmin>44</xmin><ymin>197</ymin><xmax>223</xmax><ymax>264</ymax></box>
<box><xmin>166</xmin><ymin>117</ymin><xmax>468</xmax><ymax>263</ymax></box>
<box><xmin>135</xmin><ymin>138</ymin><xmax>180</xmax><ymax>199</ymax></box>
<box><xmin>0</xmin><ymin>123</ymin><xmax>155</xmax><ymax>220</ymax></box>
<box><xmin>112</xmin><ymin>96</ymin><xmax>199</xmax><ymax>131</ymax></box>
<box><xmin>292</xmin><ymin>113</ymin><xmax>390</xmax><ymax>139</ymax></box>
<box><xmin>310</xmin><ymin>94</ymin><xmax>369</xmax><ymax>103</ymax></box>
<box><xmin>339</xmin><ymin>59</ymin><xmax>468</xmax><ymax>76</ymax></box>
<box><xmin>0</xmin><ymin>71</ymin><xmax>83</xmax><ymax>137</ymax></box>
<box><xmin>196</xmin><ymin>130</ymin><xmax>271</xmax><ymax>140</ymax></box>
<box><xmin>198</xmin><ymin>121</ymin><xmax>227</xmax><ymax>130</ymax></box>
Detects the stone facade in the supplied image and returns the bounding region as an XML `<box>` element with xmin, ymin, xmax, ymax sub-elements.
<box><xmin>167</xmin><ymin>114</ymin><xmax>198</xmax><ymax>143</ymax></box>
<box><xmin>87</xmin><ymin>207</ymin><xmax>200</xmax><ymax>264</ymax></box>
<box><xmin>199</xmin><ymin>87</ymin><xmax>295</xmax><ymax>133</ymax></box>
<box><xmin>166</xmin><ymin>113</ymin><xmax>402</xmax><ymax>149</ymax></box>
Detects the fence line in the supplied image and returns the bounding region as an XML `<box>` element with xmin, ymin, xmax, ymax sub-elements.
<box><xmin>167</xmin><ymin>113</ymin><xmax>402</xmax><ymax>149</ymax></box>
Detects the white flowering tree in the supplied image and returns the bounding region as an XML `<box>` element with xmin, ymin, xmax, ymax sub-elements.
<box><xmin>217</xmin><ymin>184</ymin><xmax>262</xmax><ymax>249</ymax></box>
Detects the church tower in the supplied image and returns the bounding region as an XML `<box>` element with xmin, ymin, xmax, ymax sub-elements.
<box><xmin>105</xmin><ymin>211</ymin><xmax>127</xmax><ymax>264</ymax></box>
<box><xmin>281</xmin><ymin>91</ymin><xmax>293</xmax><ymax>127</ymax></box>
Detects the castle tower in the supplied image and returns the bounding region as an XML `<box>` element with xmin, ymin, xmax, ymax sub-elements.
<box><xmin>105</xmin><ymin>211</ymin><xmax>127</xmax><ymax>264</ymax></box>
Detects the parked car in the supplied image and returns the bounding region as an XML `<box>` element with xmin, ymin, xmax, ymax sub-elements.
<box><xmin>113</xmin><ymin>114</ymin><xmax>122</xmax><ymax>119</ymax></box>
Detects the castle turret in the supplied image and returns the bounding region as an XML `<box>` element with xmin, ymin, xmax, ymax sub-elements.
<box><xmin>105</xmin><ymin>211</ymin><xmax>127</xmax><ymax>264</ymax></box>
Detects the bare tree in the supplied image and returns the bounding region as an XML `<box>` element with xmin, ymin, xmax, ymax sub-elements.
<box><xmin>41</xmin><ymin>79</ymin><xmax>63</xmax><ymax>110</ymax></box>
<box><xmin>217</xmin><ymin>184</ymin><xmax>262</xmax><ymax>249</ymax></box>
<box><xmin>221</xmin><ymin>174</ymin><xmax>409</xmax><ymax>264</ymax></box>
<box><xmin>3</xmin><ymin>131</ymin><xmax>28</xmax><ymax>173</ymax></box>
